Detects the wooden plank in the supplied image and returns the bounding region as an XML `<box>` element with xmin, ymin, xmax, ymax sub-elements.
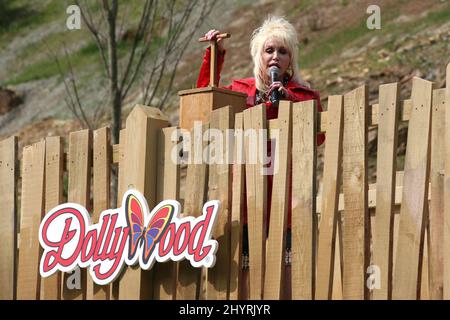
<box><xmin>17</xmin><ymin>140</ymin><xmax>46</xmax><ymax>300</ymax></box>
<box><xmin>264</xmin><ymin>101</ymin><xmax>292</xmax><ymax>300</ymax></box>
<box><xmin>315</xmin><ymin>95</ymin><xmax>344</xmax><ymax>300</ymax></box>
<box><xmin>62</xmin><ymin>129</ymin><xmax>92</xmax><ymax>300</ymax></box>
<box><xmin>153</xmin><ymin>127</ymin><xmax>180</xmax><ymax>300</ymax></box>
<box><xmin>291</xmin><ymin>101</ymin><xmax>317</xmax><ymax>300</ymax></box>
<box><xmin>85</xmin><ymin>127</ymin><xmax>111</xmax><ymax>300</ymax></box>
<box><xmin>244</xmin><ymin>105</ymin><xmax>267</xmax><ymax>300</ymax></box>
<box><xmin>444</xmin><ymin>62</ymin><xmax>450</xmax><ymax>299</ymax></box>
<box><xmin>393</xmin><ymin>77</ymin><xmax>433</xmax><ymax>300</ymax></box>
<box><xmin>176</xmin><ymin>123</ymin><xmax>209</xmax><ymax>300</ymax></box>
<box><xmin>0</xmin><ymin>137</ymin><xmax>18</xmax><ymax>300</ymax></box>
<box><xmin>230</xmin><ymin>112</ymin><xmax>245</xmax><ymax>300</ymax></box>
<box><xmin>429</xmin><ymin>89</ymin><xmax>446</xmax><ymax>300</ymax></box>
<box><xmin>207</xmin><ymin>106</ymin><xmax>234</xmax><ymax>299</ymax></box>
<box><xmin>342</xmin><ymin>85</ymin><xmax>369</xmax><ymax>300</ymax></box>
<box><xmin>40</xmin><ymin>136</ymin><xmax>63</xmax><ymax>300</ymax></box>
<box><xmin>111</xmin><ymin>129</ymin><xmax>126</xmax><ymax>300</ymax></box>
<box><xmin>372</xmin><ymin>83</ymin><xmax>400</xmax><ymax>300</ymax></box>
<box><xmin>118</xmin><ymin>105</ymin><xmax>169</xmax><ymax>300</ymax></box>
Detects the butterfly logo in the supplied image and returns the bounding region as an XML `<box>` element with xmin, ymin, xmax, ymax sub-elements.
<box><xmin>125</xmin><ymin>194</ymin><xmax>174</xmax><ymax>265</ymax></box>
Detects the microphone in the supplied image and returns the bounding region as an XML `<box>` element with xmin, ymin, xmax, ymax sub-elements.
<box><xmin>268</xmin><ymin>66</ymin><xmax>280</xmax><ymax>107</ymax></box>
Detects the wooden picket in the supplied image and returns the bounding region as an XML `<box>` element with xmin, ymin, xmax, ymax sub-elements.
<box><xmin>315</xmin><ymin>95</ymin><xmax>343</xmax><ymax>300</ymax></box>
<box><xmin>372</xmin><ymin>83</ymin><xmax>400</xmax><ymax>300</ymax></box>
<box><xmin>393</xmin><ymin>77</ymin><xmax>433</xmax><ymax>299</ymax></box>
<box><xmin>17</xmin><ymin>140</ymin><xmax>46</xmax><ymax>300</ymax></box>
<box><xmin>153</xmin><ymin>127</ymin><xmax>180</xmax><ymax>300</ymax></box>
<box><xmin>0</xmin><ymin>137</ymin><xmax>17</xmax><ymax>300</ymax></box>
<box><xmin>207</xmin><ymin>106</ymin><xmax>234</xmax><ymax>300</ymax></box>
<box><xmin>291</xmin><ymin>100</ymin><xmax>317</xmax><ymax>300</ymax></box>
<box><xmin>41</xmin><ymin>136</ymin><xmax>64</xmax><ymax>300</ymax></box>
<box><xmin>342</xmin><ymin>85</ymin><xmax>369</xmax><ymax>300</ymax></box>
<box><xmin>0</xmin><ymin>65</ymin><xmax>448</xmax><ymax>301</ymax></box>
<box><xmin>429</xmin><ymin>88</ymin><xmax>446</xmax><ymax>299</ymax></box>
<box><xmin>264</xmin><ymin>101</ymin><xmax>292</xmax><ymax>300</ymax></box>
<box><xmin>244</xmin><ymin>105</ymin><xmax>267</xmax><ymax>300</ymax></box>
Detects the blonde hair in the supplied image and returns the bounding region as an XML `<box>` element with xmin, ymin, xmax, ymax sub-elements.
<box><xmin>250</xmin><ymin>16</ymin><xmax>307</xmax><ymax>94</ymax></box>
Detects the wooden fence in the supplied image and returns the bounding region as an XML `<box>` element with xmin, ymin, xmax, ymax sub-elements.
<box><xmin>0</xmin><ymin>63</ymin><xmax>449</xmax><ymax>300</ymax></box>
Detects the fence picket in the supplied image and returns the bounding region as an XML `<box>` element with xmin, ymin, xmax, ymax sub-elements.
<box><xmin>342</xmin><ymin>85</ymin><xmax>369</xmax><ymax>300</ymax></box>
<box><xmin>0</xmin><ymin>137</ymin><xmax>18</xmax><ymax>300</ymax></box>
<box><xmin>40</xmin><ymin>136</ymin><xmax>63</xmax><ymax>300</ymax></box>
<box><xmin>153</xmin><ymin>127</ymin><xmax>180</xmax><ymax>300</ymax></box>
<box><xmin>17</xmin><ymin>140</ymin><xmax>46</xmax><ymax>300</ymax></box>
<box><xmin>177</xmin><ymin>123</ymin><xmax>209</xmax><ymax>299</ymax></box>
<box><xmin>264</xmin><ymin>101</ymin><xmax>292</xmax><ymax>300</ymax></box>
<box><xmin>62</xmin><ymin>130</ymin><xmax>92</xmax><ymax>300</ymax></box>
<box><xmin>372</xmin><ymin>83</ymin><xmax>400</xmax><ymax>300</ymax></box>
<box><xmin>230</xmin><ymin>112</ymin><xmax>245</xmax><ymax>300</ymax></box>
<box><xmin>444</xmin><ymin>62</ymin><xmax>450</xmax><ymax>299</ymax></box>
<box><xmin>315</xmin><ymin>96</ymin><xmax>343</xmax><ymax>300</ymax></box>
<box><xmin>429</xmin><ymin>89</ymin><xmax>446</xmax><ymax>299</ymax></box>
<box><xmin>291</xmin><ymin>101</ymin><xmax>317</xmax><ymax>300</ymax></box>
<box><xmin>244</xmin><ymin>105</ymin><xmax>267</xmax><ymax>300</ymax></box>
<box><xmin>207</xmin><ymin>106</ymin><xmax>234</xmax><ymax>300</ymax></box>
<box><xmin>393</xmin><ymin>77</ymin><xmax>433</xmax><ymax>299</ymax></box>
<box><xmin>118</xmin><ymin>105</ymin><xmax>169</xmax><ymax>300</ymax></box>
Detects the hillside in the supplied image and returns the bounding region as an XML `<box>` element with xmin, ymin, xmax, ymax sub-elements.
<box><xmin>1</xmin><ymin>0</ymin><xmax>449</xmax><ymax>180</ymax></box>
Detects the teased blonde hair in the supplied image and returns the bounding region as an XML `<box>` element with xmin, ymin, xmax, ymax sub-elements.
<box><xmin>250</xmin><ymin>16</ymin><xmax>307</xmax><ymax>94</ymax></box>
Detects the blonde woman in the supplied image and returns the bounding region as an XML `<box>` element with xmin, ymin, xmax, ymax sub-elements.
<box><xmin>197</xmin><ymin>16</ymin><xmax>324</xmax><ymax>298</ymax></box>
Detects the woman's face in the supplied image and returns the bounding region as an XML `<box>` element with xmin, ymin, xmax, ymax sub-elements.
<box><xmin>262</xmin><ymin>38</ymin><xmax>291</xmax><ymax>80</ymax></box>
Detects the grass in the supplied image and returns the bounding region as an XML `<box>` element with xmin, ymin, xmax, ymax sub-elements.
<box><xmin>3</xmin><ymin>41</ymin><xmax>100</xmax><ymax>85</ymax></box>
<box><xmin>299</xmin><ymin>1</ymin><xmax>450</xmax><ymax>69</ymax></box>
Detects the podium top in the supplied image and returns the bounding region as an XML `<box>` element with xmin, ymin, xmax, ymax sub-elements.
<box><xmin>178</xmin><ymin>86</ymin><xmax>247</xmax><ymax>97</ymax></box>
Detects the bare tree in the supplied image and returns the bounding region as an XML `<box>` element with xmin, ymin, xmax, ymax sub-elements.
<box><xmin>66</xmin><ymin>0</ymin><xmax>217</xmax><ymax>144</ymax></box>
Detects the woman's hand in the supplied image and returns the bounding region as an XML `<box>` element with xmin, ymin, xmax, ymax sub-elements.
<box><xmin>204</xmin><ymin>29</ymin><xmax>226</xmax><ymax>53</ymax></box>
<box><xmin>268</xmin><ymin>81</ymin><xmax>290</xmax><ymax>99</ymax></box>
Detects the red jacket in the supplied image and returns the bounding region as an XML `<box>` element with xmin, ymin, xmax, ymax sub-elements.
<box><xmin>197</xmin><ymin>47</ymin><xmax>325</xmax><ymax>228</ymax></box>
<box><xmin>197</xmin><ymin>48</ymin><xmax>325</xmax><ymax>145</ymax></box>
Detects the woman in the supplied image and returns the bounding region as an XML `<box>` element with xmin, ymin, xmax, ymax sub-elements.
<box><xmin>197</xmin><ymin>16</ymin><xmax>325</xmax><ymax>298</ymax></box>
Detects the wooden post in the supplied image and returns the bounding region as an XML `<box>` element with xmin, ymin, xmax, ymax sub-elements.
<box><xmin>118</xmin><ymin>105</ymin><xmax>169</xmax><ymax>300</ymax></box>
<box><xmin>0</xmin><ymin>137</ymin><xmax>18</xmax><ymax>300</ymax></box>
<box><xmin>393</xmin><ymin>77</ymin><xmax>433</xmax><ymax>299</ymax></box>
<box><xmin>207</xmin><ymin>106</ymin><xmax>235</xmax><ymax>300</ymax></box>
<box><xmin>315</xmin><ymin>96</ymin><xmax>344</xmax><ymax>300</ymax></box>
<box><xmin>342</xmin><ymin>85</ymin><xmax>369</xmax><ymax>300</ymax></box>
<box><xmin>41</xmin><ymin>136</ymin><xmax>64</xmax><ymax>300</ymax></box>
<box><xmin>153</xmin><ymin>127</ymin><xmax>180</xmax><ymax>300</ymax></box>
<box><xmin>429</xmin><ymin>89</ymin><xmax>446</xmax><ymax>299</ymax></box>
<box><xmin>372</xmin><ymin>83</ymin><xmax>400</xmax><ymax>300</ymax></box>
<box><xmin>62</xmin><ymin>130</ymin><xmax>92</xmax><ymax>300</ymax></box>
<box><xmin>264</xmin><ymin>101</ymin><xmax>292</xmax><ymax>300</ymax></box>
<box><xmin>17</xmin><ymin>140</ymin><xmax>46</xmax><ymax>300</ymax></box>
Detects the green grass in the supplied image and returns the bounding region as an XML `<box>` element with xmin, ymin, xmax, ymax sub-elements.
<box><xmin>4</xmin><ymin>41</ymin><xmax>100</xmax><ymax>85</ymax></box>
<box><xmin>300</xmin><ymin>18</ymin><xmax>372</xmax><ymax>68</ymax></box>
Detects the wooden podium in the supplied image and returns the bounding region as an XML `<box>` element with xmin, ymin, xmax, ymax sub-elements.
<box><xmin>178</xmin><ymin>86</ymin><xmax>246</xmax><ymax>130</ymax></box>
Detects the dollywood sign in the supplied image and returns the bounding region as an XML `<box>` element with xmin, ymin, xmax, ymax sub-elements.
<box><xmin>39</xmin><ymin>190</ymin><xmax>219</xmax><ymax>285</ymax></box>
